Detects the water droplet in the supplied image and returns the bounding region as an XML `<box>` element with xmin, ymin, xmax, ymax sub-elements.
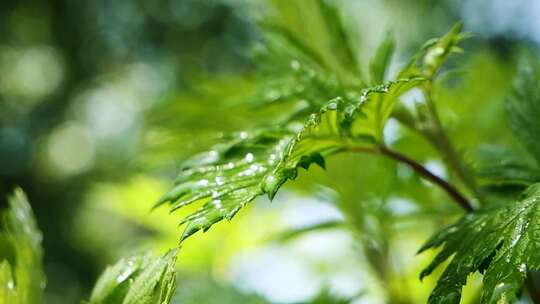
<box><xmin>265</xmin><ymin>90</ymin><xmax>280</xmax><ymax>101</ymax></box>
<box><xmin>290</xmin><ymin>60</ymin><xmax>301</xmax><ymax>70</ymax></box>
<box><xmin>239</xmin><ymin>131</ymin><xmax>248</xmax><ymax>140</ymax></box>
<box><xmin>215</xmin><ymin>176</ymin><xmax>225</xmax><ymax>186</ymax></box>
<box><xmin>519</xmin><ymin>263</ymin><xmax>527</xmax><ymax>274</ymax></box>
<box><xmin>7</xmin><ymin>281</ymin><xmax>14</xmax><ymax>290</ymax></box>
<box><xmin>197</xmin><ymin>179</ymin><xmax>209</xmax><ymax>186</ymax></box>
<box><xmin>212</xmin><ymin>199</ymin><xmax>223</xmax><ymax>210</ymax></box>
<box><xmin>245</xmin><ymin>153</ymin><xmax>254</xmax><ymax>163</ymax></box>
<box><xmin>116</xmin><ymin>268</ymin><xmax>133</xmax><ymax>283</ymax></box>
<box><xmin>241</xmin><ymin>168</ymin><xmax>255</xmax><ymax>176</ymax></box>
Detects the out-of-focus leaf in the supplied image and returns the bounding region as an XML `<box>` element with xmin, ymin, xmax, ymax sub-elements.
<box><xmin>507</xmin><ymin>58</ymin><xmax>540</xmax><ymax>164</ymax></box>
<box><xmin>0</xmin><ymin>188</ymin><xmax>45</xmax><ymax>304</ymax></box>
<box><xmin>273</xmin><ymin>220</ymin><xmax>345</xmax><ymax>242</ymax></box>
<box><xmin>369</xmin><ymin>33</ymin><xmax>395</xmax><ymax>85</ymax></box>
<box><xmin>311</xmin><ymin>287</ymin><xmax>359</xmax><ymax>304</ymax></box>
<box><xmin>89</xmin><ymin>249</ymin><xmax>178</xmax><ymax>304</ymax></box>
<box><xmin>475</xmin><ymin>146</ymin><xmax>540</xmax><ymax>188</ymax></box>
<box><xmin>172</xmin><ymin>276</ymin><xmax>268</xmax><ymax>304</ymax></box>
<box><xmin>418</xmin><ymin>183</ymin><xmax>540</xmax><ymax>303</ymax></box>
<box><xmin>315</xmin><ymin>0</ymin><xmax>359</xmax><ymax>74</ymax></box>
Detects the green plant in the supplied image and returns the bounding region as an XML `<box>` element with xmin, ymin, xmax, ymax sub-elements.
<box><xmin>151</xmin><ymin>3</ymin><xmax>540</xmax><ymax>303</ymax></box>
<box><xmin>2</xmin><ymin>2</ymin><xmax>540</xmax><ymax>304</ymax></box>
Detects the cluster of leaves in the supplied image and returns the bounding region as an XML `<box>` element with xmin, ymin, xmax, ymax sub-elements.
<box><xmin>155</xmin><ymin>3</ymin><xmax>466</xmax><ymax>242</ymax></box>
<box><xmin>0</xmin><ymin>189</ymin><xmax>179</xmax><ymax>304</ymax></box>
<box><xmin>155</xmin><ymin>2</ymin><xmax>540</xmax><ymax>301</ymax></box>
<box><xmin>417</xmin><ymin>57</ymin><xmax>540</xmax><ymax>303</ymax></box>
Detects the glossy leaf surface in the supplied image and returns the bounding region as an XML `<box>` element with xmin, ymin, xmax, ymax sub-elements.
<box><xmin>419</xmin><ymin>183</ymin><xmax>540</xmax><ymax>303</ymax></box>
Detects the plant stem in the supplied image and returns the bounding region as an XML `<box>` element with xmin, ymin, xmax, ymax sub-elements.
<box><xmin>347</xmin><ymin>146</ymin><xmax>474</xmax><ymax>212</ymax></box>
<box><xmin>379</xmin><ymin>146</ymin><xmax>474</xmax><ymax>212</ymax></box>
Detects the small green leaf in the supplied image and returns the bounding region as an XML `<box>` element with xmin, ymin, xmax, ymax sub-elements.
<box><xmin>398</xmin><ymin>22</ymin><xmax>467</xmax><ymax>79</ymax></box>
<box><xmin>422</xmin><ymin>22</ymin><xmax>464</xmax><ymax>77</ymax></box>
<box><xmin>89</xmin><ymin>249</ymin><xmax>178</xmax><ymax>304</ymax></box>
<box><xmin>0</xmin><ymin>188</ymin><xmax>45</xmax><ymax>304</ymax></box>
<box><xmin>419</xmin><ymin>183</ymin><xmax>540</xmax><ymax>303</ymax></box>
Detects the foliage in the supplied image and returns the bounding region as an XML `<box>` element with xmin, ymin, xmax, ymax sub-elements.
<box><xmin>0</xmin><ymin>189</ymin><xmax>179</xmax><ymax>304</ymax></box>
<box><xmin>3</xmin><ymin>1</ymin><xmax>540</xmax><ymax>303</ymax></box>
<box><xmin>154</xmin><ymin>5</ymin><xmax>540</xmax><ymax>302</ymax></box>
<box><xmin>88</xmin><ymin>249</ymin><xmax>178</xmax><ymax>304</ymax></box>
<box><xmin>0</xmin><ymin>189</ymin><xmax>45</xmax><ymax>304</ymax></box>
<box><xmin>156</xmin><ymin>16</ymin><xmax>464</xmax><ymax>243</ymax></box>
<box><xmin>419</xmin><ymin>183</ymin><xmax>540</xmax><ymax>303</ymax></box>
<box><xmin>416</xmin><ymin>55</ymin><xmax>540</xmax><ymax>303</ymax></box>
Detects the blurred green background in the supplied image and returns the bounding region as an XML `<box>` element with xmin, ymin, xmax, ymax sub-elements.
<box><xmin>0</xmin><ymin>0</ymin><xmax>539</xmax><ymax>303</ymax></box>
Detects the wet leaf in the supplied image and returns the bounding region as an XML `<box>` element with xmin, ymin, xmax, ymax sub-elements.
<box><xmin>157</xmin><ymin>78</ymin><xmax>421</xmax><ymax>241</ymax></box>
<box><xmin>89</xmin><ymin>249</ymin><xmax>178</xmax><ymax>304</ymax></box>
<box><xmin>418</xmin><ymin>183</ymin><xmax>540</xmax><ymax>303</ymax></box>
<box><xmin>0</xmin><ymin>188</ymin><xmax>45</xmax><ymax>304</ymax></box>
<box><xmin>156</xmin><ymin>23</ymin><xmax>464</xmax><ymax>241</ymax></box>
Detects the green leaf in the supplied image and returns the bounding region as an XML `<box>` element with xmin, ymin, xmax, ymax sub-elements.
<box><xmin>156</xmin><ymin>22</ymin><xmax>463</xmax><ymax>241</ymax></box>
<box><xmin>475</xmin><ymin>146</ymin><xmax>540</xmax><ymax>188</ymax></box>
<box><xmin>418</xmin><ymin>183</ymin><xmax>540</xmax><ymax>303</ymax></box>
<box><xmin>398</xmin><ymin>22</ymin><xmax>467</xmax><ymax>79</ymax></box>
<box><xmin>507</xmin><ymin>57</ymin><xmax>540</xmax><ymax>164</ymax></box>
<box><xmin>0</xmin><ymin>188</ymin><xmax>45</xmax><ymax>304</ymax></box>
<box><xmin>273</xmin><ymin>220</ymin><xmax>345</xmax><ymax>242</ymax></box>
<box><xmin>89</xmin><ymin>249</ymin><xmax>178</xmax><ymax>304</ymax></box>
<box><xmin>422</xmin><ymin>22</ymin><xmax>465</xmax><ymax>77</ymax></box>
<box><xmin>349</xmin><ymin>78</ymin><xmax>424</xmax><ymax>143</ymax></box>
<box><xmin>157</xmin><ymin>78</ymin><xmax>421</xmax><ymax>241</ymax></box>
<box><xmin>369</xmin><ymin>32</ymin><xmax>395</xmax><ymax>85</ymax></box>
<box><xmin>315</xmin><ymin>0</ymin><xmax>359</xmax><ymax>74</ymax></box>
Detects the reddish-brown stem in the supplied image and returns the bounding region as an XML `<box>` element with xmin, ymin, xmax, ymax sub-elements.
<box><xmin>348</xmin><ymin>145</ymin><xmax>474</xmax><ymax>212</ymax></box>
<box><xmin>378</xmin><ymin>146</ymin><xmax>474</xmax><ymax>212</ymax></box>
